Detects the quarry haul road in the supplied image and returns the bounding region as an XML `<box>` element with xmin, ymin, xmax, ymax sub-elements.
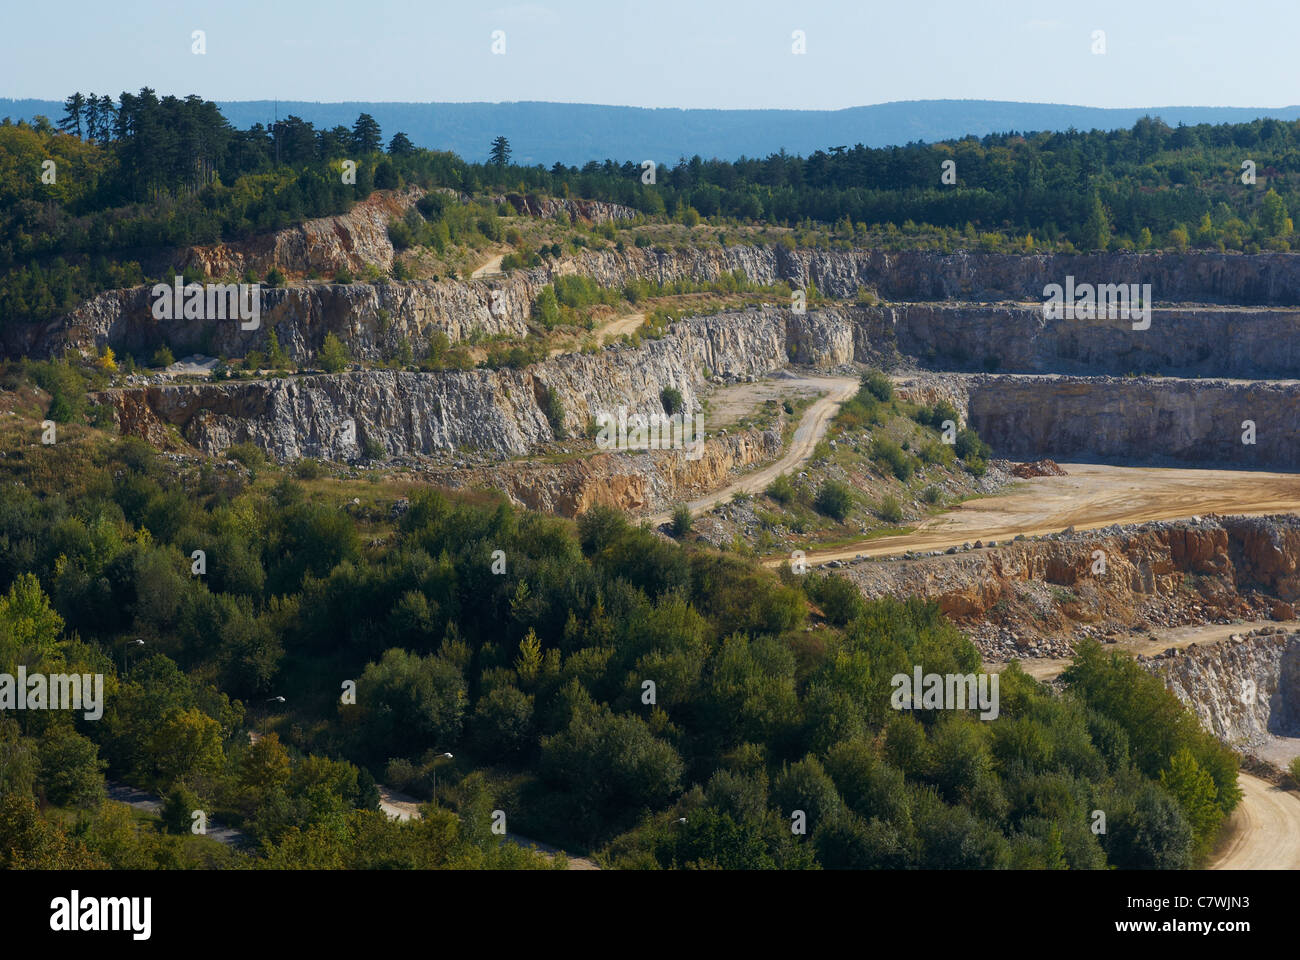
<box><xmin>1209</xmin><ymin>773</ymin><xmax>1300</xmax><ymax>870</ymax></box>
<box><xmin>770</xmin><ymin>463</ymin><xmax>1300</xmax><ymax>567</ymax></box>
<box><xmin>470</xmin><ymin>253</ymin><xmax>504</xmax><ymax>278</ymax></box>
<box><xmin>645</xmin><ymin>374</ymin><xmax>859</xmax><ymax>528</ymax></box>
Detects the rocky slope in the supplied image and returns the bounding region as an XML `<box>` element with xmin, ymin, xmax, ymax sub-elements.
<box><xmin>875</xmin><ymin>303</ymin><xmax>1300</xmax><ymax>379</ymax></box>
<box><xmin>94</xmin><ymin>306</ymin><xmax>857</xmax><ymax>461</ymax></box>
<box><xmin>414</xmin><ymin>421</ymin><xmax>783</xmax><ymax>516</ymax></box>
<box><xmin>841</xmin><ymin>515</ymin><xmax>1300</xmax><ymax>656</ymax></box>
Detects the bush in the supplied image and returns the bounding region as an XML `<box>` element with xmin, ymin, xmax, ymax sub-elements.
<box><xmin>660</xmin><ymin>386</ymin><xmax>684</xmax><ymax>415</ymax></box>
<box><xmin>1290</xmin><ymin>757</ymin><xmax>1300</xmax><ymax>789</ymax></box>
<box><xmin>862</xmin><ymin>370</ymin><xmax>893</xmax><ymax>402</ymax></box>
<box><xmin>540</xmin><ymin>386</ymin><xmax>565</xmax><ymax>437</ymax></box>
<box><xmin>362</xmin><ymin>437</ymin><xmax>386</xmax><ymax>461</ymax></box>
<box><xmin>921</xmin><ymin>485</ymin><xmax>944</xmax><ymax>505</ymax></box>
<box><xmin>877</xmin><ymin>495</ymin><xmax>904</xmax><ymax>523</ymax></box>
<box><xmin>319</xmin><ymin>333</ymin><xmax>350</xmax><ymax>373</ymax></box>
<box><xmin>293</xmin><ymin>459</ymin><xmax>325</xmax><ymax>480</ymax></box>
<box><xmin>766</xmin><ymin>473</ymin><xmax>796</xmax><ymax>505</ymax></box>
<box><xmin>814</xmin><ymin>480</ymin><xmax>854</xmax><ymax>522</ymax></box>
<box><xmin>152</xmin><ymin>345</ymin><xmax>175</xmax><ymax>368</ymax></box>
<box><xmin>225</xmin><ymin>443</ymin><xmax>266</xmax><ymax>470</ymax></box>
<box><xmin>954</xmin><ymin>428</ymin><xmax>992</xmax><ymax>462</ymax></box>
<box><xmin>871</xmin><ymin>438</ymin><xmax>915</xmax><ymax>481</ymax></box>
<box><xmin>670</xmin><ymin>504</ymin><xmax>693</xmax><ymax>538</ymax></box>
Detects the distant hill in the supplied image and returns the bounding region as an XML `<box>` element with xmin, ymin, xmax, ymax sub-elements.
<box><xmin>6</xmin><ymin>97</ymin><xmax>1300</xmax><ymax>165</ymax></box>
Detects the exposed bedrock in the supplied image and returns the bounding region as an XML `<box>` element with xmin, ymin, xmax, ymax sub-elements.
<box><xmin>873</xmin><ymin>303</ymin><xmax>1300</xmax><ymax>379</ymax></box>
<box><xmin>844</xmin><ymin>515</ymin><xmax>1300</xmax><ymax>632</ymax></box>
<box><xmin>965</xmin><ymin>375</ymin><xmax>1300</xmax><ymax>469</ymax></box>
<box><xmin>94</xmin><ymin>307</ymin><xmax>857</xmax><ymax>461</ymax></box>
<box><xmin>20</xmin><ymin>245</ymin><xmax>1300</xmax><ymax>362</ymax></box>
<box><xmin>1151</xmin><ymin>633</ymin><xmax>1300</xmax><ymax>748</ymax></box>
<box><xmin>420</xmin><ymin>422</ymin><xmax>783</xmax><ymax>517</ymax></box>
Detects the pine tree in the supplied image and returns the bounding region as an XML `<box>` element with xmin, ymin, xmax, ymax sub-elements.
<box><xmin>489</xmin><ymin>135</ymin><xmax>511</xmax><ymax>167</ymax></box>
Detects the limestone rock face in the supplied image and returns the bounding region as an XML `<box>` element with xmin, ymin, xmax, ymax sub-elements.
<box><xmin>94</xmin><ymin>307</ymin><xmax>856</xmax><ymax>462</ymax></box>
<box><xmin>420</xmin><ymin>423</ymin><xmax>782</xmax><ymax>516</ymax></box>
<box><xmin>844</xmin><ymin>516</ymin><xmax>1300</xmax><ymax>629</ymax></box>
<box><xmin>965</xmin><ymin>375</ymin><xmax>1300</xmax><ymax>469</ymax></box>
<box><xmin>870</xmin><ymin>303</ymin><xmax>1300</xmax><ymax>379</ymax></box>
<box><xmin>180</xmin><ymin>186</ymin><xmax>419</xmax><ymax>280</ymax></box>
<box><xmin>1152</xmin><ymin>633</ymin><xmax>1300</xmax><ymax>747</ymax></box>
<box><xmin>488</xmin><ymin>194</ymin><xmax>639</xmax><ymax>225</ymax></box>
<box><xmin>21</xmin><ymin>277</ymin><xmax>535</xmax><ymax>363</ymax></box>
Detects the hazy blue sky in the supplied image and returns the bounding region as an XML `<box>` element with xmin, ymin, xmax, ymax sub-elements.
<box><xmin>3</xmin><ymin>0</ymin><xmax>1297</xmax><ymax>110</ymax></box>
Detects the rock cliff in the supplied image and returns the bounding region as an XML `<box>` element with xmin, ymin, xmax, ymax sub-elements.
<box><xmin>965</xmin><ymin>375</ymin><xmax>1300</xmax><ymax>469</ymax></box>
<box><xmin>1152</xmin><ymin>632</ymin><xmax>1300</xmax><ymax>749</ymax></box>
<box><xmin>94</xmin><ymin>306</ymin><xmax>857</xmax><ymax>461</ymax></box>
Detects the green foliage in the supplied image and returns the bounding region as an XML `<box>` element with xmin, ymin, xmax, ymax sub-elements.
<box><xmin>814</xmin><ymin>480</ymin><xmax>854</xmax><ymax>522</ymax></box>
<box><xmin>871</xmin><ymin>437</ymin><xmax>916</xmax><ymax>481</ymax></box>
<box><xmin>862</xmin><ymin>369</ymin><xmax>894</xmax><ymax>402</ymax></box>
<box><xmin>660</xmin><ymin>386</ymin><xmax>684</xmax><ymax>416</ymax></box>
<box><xmin>877</xmin><ymin>495</ymin><xmax>904</xmax><ymax>523</ymax></box>
<box><xmin>319</xmin><ymin>332</ymin><xmax>350</xmax><ymax>373</ymax></box>
<box><xmin>765</xmin><ymin>473</ymin><xmax>796</xmax><ymax>505</ymax></box>
<box><xmin>670</xmin><ymin>504</ymin><xmax>693</xmax><ymax>538</ymax></box>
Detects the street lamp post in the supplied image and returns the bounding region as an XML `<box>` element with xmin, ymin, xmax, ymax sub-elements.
<box><xmin>431</xmin><ymin>752</ymin><xmax>453</xmax><ymax>803</ymax></box>
<box><xmin>122</xmin><ymin>639</ymin><xmax>144</xmax><ymax>676</ymax></box>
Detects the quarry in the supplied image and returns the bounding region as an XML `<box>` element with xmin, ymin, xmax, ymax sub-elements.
<box><xmin>10</xmin><ymin>185</ymin><xmax>1300</xmax><ymax>869</ymax></box>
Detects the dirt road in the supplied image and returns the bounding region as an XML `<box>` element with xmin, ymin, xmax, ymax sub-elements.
<box><xmin>377</xmin><ymin>785</ymin><xmax>599</xmax><ymax>869</ymax></box>
<box><xmin>781</xmin><ymin>463</ymin><xmax>1300</xmax><ymax>566</ymax></box>
<box><xmin>646</xmin><ymin>374</ymin><xmax>859</xmax><ymax>527</ymax></box>
<box><xmin>1209</xmin><ymin>773</ymin><xmax>1300</xmax><ymax>870</ymax></box>
<box><xmin>471</xmin><ymin>253</ymin><xmax>504</xmax><ymax>278</ymax></box>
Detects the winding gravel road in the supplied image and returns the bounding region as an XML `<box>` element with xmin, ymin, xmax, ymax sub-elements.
<box><xmin>1209</xmin><ymin>773</ymin><xmax>1300</xmax><ymax>870</ymax></box>
<box><xmin>645</xmin><ymin>374</ymin><xmax>859</xmax><ymax>527</ymax></box>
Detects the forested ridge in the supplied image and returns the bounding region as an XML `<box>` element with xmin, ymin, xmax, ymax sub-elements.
<box><xmin>3</xmin><ymin>90</ymin><xmax>1299</xmax><ymax>328</ymax></box>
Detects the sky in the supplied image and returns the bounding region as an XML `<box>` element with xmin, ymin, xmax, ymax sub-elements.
<box><xmin>2</xmin><ymin>0</ymin><xmax>1298</xmax><ymax>111</ymax></box>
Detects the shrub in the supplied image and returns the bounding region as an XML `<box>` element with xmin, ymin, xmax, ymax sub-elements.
<box><xmin>152</xmin><ymin>345</ymin><xmax>175</xmax><ymax>368</ymax></box>
<box><xmin>660</xmin><ymin>386</ymin><xmax>684</xmax><ymax>415</ymax></box>
<box><xmin>319</xmin><ymin>333</ymin><xmax>350</xmax><ymax>373</ymax></box>
<box><xmin>862</xmin><ymin>369</ymin><xmax>893</xmax><ymax>402</ymax></box>
<box><xmin>293</xmin><ymin>459</ymin><xmax>325</xmax><ymax>480</ymax></box>
<box><xmin>815</xmin><ymin>480</ymin><xmax>854</xmax><ymax>522</ymax></box>
<box><xmin>921</xmin><ymin>485</ymin><xmax>944</xmax><ymax>505</ymax></box>
<box><xmin>670</xmin><ymin>504</ymin><xmax>693</xmax><ymax>537</ymax></box>
<box><xmin>225</xmin><ymin>443</ymin><xmax>266</xmax><ymax>470</ymax></box>
<box><xmin>954</xmin><ymin>428</ymin><xmax>992</xmax><ymax>462</ymax></box>
<box><xmin>540</xmin><ymin>386</ymin><xmax>565</xmax><ymax>437</ymax></box>
<box><xmin>1290</xmin><ymin>757</ymin><xmax>1300</xmax><ymax>789</ymax></box>
<box><xmin>766</xmin><ymin>473</ymin><xmax>796</xmax><ymax>504</ymax></box>
<box><xmin>877</xmin><ymin>495</ymin><xmax>904</xmax><ymax>523</ymax></box>
<box><xmin>362</xmin><ymin>437</ymin><xmax>386</xmax><ymax>461</ymax></box>
<box><xmin>871</xmin><ymin>438</ymin><xmax>915</xmax><ymax>481</ymax></box>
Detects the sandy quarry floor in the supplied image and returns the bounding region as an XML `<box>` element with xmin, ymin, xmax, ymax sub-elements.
<box><xmin>791</xmin><ymin>463</ymin><xmax>1300</xmax><ymax>565</ymax></box>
